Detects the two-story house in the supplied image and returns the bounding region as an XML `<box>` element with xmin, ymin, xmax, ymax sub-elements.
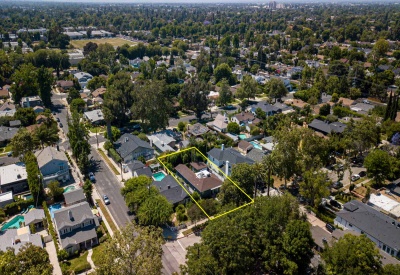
<box><xmin>74</xmin><ymin>72</ymin><xmax>93</xmax><ymax>89</ymax></box>
<box><xmin>35</xmin><ymin>146</ymin><xmax>70</xmax><ymax>186</ymax></box>
<box><xmin>207</xmin><ymin>145</ymin><xmax>254</xmax><ymax>176</ymax></box>
<box><xmin>114</xmin><ymin>133</ymin><xmax>154</xmax><ymax>164</ymax></box>
<box><xmin>53</xmin><ymin>202</ymin><xmax>99</xmax><ymax>255</ymax></box>
<box><xmin>231</xmin><ymin>112</ymin><xmax>261</xmax><ymax>131</ymax></box>
<box><xmin>0</xmin><ymin>163</ymin><xmax>28</xmax><ymax>194</ymax></box>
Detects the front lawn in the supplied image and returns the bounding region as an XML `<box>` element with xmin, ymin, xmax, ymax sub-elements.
<box><xmin>91</xmin><ymin>242</ymin><xmax>107</xmax><ymax>267</ymax></box>
<box><xmin>61</xmin><ymin>251</ymin><xmax>91</xmax><ymax>274</ymax></box>
<box><xmin>89</xmin><ymin>126</ymin><xmax>105</xmax><ymax>134</ymax></box>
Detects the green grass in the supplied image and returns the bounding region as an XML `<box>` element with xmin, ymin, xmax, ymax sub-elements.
<box><xmin>89</xmin><ymin>126</ymin><xmax>106</xmax><ymax>133</ymax></box>
<box><xmin>97</xmin><ymin>149</ymin><xmax>120</xmax><ymax>175</ymax></box>
<box><xmin>70</xmin><ymin>38</ymin><xmax>137</xmax><ymax>49</ymax></box>
<box><xmin>91</xmin><ymin>242</ymin><xmax>107</xmax><ymax>267</ymax></box>
<box><xmin>96</xmin><ymin>199</ymin><xmax>118</xmax><ymax>234</ymax></box>
<box><xmin>63</xmin><ymin>251</ymin><xmax>91</xmax><ymax>274</ymax></box>
<box><xmin>0</xmin><ymin>144</ymin><xmax>13</xmax><ymax>154</ymax></box>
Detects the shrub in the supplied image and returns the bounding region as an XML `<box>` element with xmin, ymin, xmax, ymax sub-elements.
<box><xmin>99</xmin><ymin>235</ymin><xmax>108</xmax><ymax>243</ymax></box>
<box><xmin>29</xmin><ymin>223</ymin><xmax>36</xmax><ymax>234</ymax></box>
<box><xmin>108</xmin><ymin>148</ymin><xmax>122</xmax><ymax>163</ymax></box>
<box><xmin>43</xmin><ymin>201</ymin><xmax>59</xmax><ymax>252</ymax></box>
<box><xmin>227</xmin><ymin>122</ymin><xmax>240</xmax><ymax>134</ymax></box>
<box><xmin>57</xmin><ymin>249</ymin><xmax>69</xmax><ymax>261</ymax></box>
<box><xmin>4</xmin><ymin>198</ymin><xmax>34</xmax><ymax>216</ymax></box>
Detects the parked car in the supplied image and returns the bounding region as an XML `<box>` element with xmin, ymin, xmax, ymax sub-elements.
<box><xmin>7</xmin><ymin>151</ymin><xmax>13</xmax><ymax>157</ymax></box>
<box><xmin>351</xmin><ymin>174</ymin><xmax>360</xmax><ymax>182</ymax></box>
<box><xmin>359</xmin><ymin>171</ymin><xmax>367</xmax><ymax>177</ymax></box>
<box><xmin>59</xmin><ymin>122</ymin><xmax>63</xmax><ymax>128</ymax></box>
<box><xmin>326</xmin><ymin>223</ymin><xmax>335</xmax><ymax>232</ymax></box>
<box><xmin>335</xmin><ymin>163</ymin><xmax>344</xmax><ymax>171</ymax></box>
<box><xmin>89</xmin><ymin>172</ymin><xmax>96</xmax><ymax>183</ymax></box>
<box><xmin>330</xmin><ymin>200</ymin><xmax>342</xmax><ymax>209</ymax></box>
<box><xmin>56</xmin><ymin>117</ymin><xmax>60</xmax><ymax>122</ymax></box>
<box><xmin>103</xmin><ymin>195</ymin><xmax>110</xmax><ymax>205</ymax></box>
<box><xmin>332</xmin><ymin>181</ymin><xmax>343</xmax><ymax>189</ymax></box>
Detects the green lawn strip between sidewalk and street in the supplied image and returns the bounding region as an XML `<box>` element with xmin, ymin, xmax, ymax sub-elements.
<box><xmin>97</xmin><ymin>148</ymin><xmax>120</xmax><ymax>175</ymax></box>
<box><xmin>96</xmin><ymin>199</ymin><xmax>118</xmax><ymax>233</ymax></box>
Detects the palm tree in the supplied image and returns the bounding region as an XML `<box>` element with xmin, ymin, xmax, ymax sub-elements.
<box><xmin>262</xmin><ymin>152</ymin><xmax>278</xmax><ymax>196</ymax></box>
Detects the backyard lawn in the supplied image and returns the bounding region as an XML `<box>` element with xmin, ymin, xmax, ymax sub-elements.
<box><xmin>70</xmin><ymin>38</ymin><xmax>137</xmax><ymax>49</ymax></box>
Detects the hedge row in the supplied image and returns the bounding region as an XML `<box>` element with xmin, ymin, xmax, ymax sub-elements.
<box><xmin>4</xmin><ymin>198</ymin><xmax>34</xmax><ymax>216</ymax></box>
<box><xmin>43</xmin><ymin>201</ymin><xmax>59</xmax><ymax>251</ymax></box>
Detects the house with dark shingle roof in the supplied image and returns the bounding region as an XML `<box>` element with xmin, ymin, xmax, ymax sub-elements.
<box><xmin>64</xmin><ymin>188</ymin><xmax>86</xmax><ymax>207</ymax></box>
<box><xmin>175</xmin><ymin>164</ymin><xmax>222</xmax><ymax>198</ymax></box>
<box><xmin>24</xmin><ymin>209</ymin><xmax>45</xmax><ymax>229</ymax></box>
<box><xmin>207</xmin><ymin>146</ymin><xmax>254</xmax><ymax>176</ymax></box>
<box><xmin>53</xmin><ymin>201</ymin><xmax>99</xmax><ymax>255</ymax></box>
<box><xmin>308</xmin><ymin>119</ymin><xmax>347</xmax><ymax>136</ymax></box>
<box><xmin>152</xmin><ymin>175</ymin><xmax>188</xmax><ymax>206</ymax></box>
<box><xmin>249</xmin><ymin>101</ymin><xmax>281</xmax><ymax>117</ymax></box>
<box><xmin>114</xmin><ymin>133</ymin><xmax>154</xmax><ymax>164</ymax></box>
<box><xmin>335</xmin><ymin>200</ymin><xmax>400</xmax><ymax>258</ymax></box>
<box><xmin>0</xmin><ymin>126</ymin><xmax>18</xmax><ymax>146</ymax></box>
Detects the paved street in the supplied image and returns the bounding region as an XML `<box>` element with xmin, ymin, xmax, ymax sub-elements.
<box><xmin>0</xmin><ymin>155</ymin><xmax>19</xmax><ymax>166</ymax></box>
<box><xmin>51</xmin><ymin>91</ymin><xmax>69</xmax><ymax>135</ymax></box>
<box><xmin>90</xmin><ymin>149</ymin><xmax>133</xmax><ymax>228</ymax></box>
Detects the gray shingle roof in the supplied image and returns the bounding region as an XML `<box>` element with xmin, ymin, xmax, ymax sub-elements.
<box><xmin>53</xmin><ymin>202</ymin><xmax>96</xmax><ymax>231</ymax></box>
<box><xmin>308</xmin><ymin>119</ymin><xmax>347</xmax><ymax>135</ymax></box>
<box><xmin>246</xmin><ymin>148</ymin><xmax>267</xmax><ymax>163</ymax></box>
<box><xmin>208</xmin><ymin>148</ymin><xmax>254</xmax><ymax>166</ymax></box>
<box><xmin>0</xmin><ymin>126</ymin><xmax>18</xmax><ymax>142</ymax></box>
<box><xmin>60</xmin><ymin>224</ymin><xmax>97</xmax><ymax>249</ymax></box>
<box><xmin>24</xmin><ymin>209</ymin><xmax>45</xmax><ymax>226</ymax></box>
<box><xmin>152</xmin><ymin>175</ymin><xmax>188</xmax><ymax>205</ymax></box>
<box><xmin>114</xmin><ymin>133</ymin><xmax>153</xmax><ymax>159</ymax></box>
<box><xmin>35</xmin><ymin>146</ymin><xmax>69</xmax><ymax>169</ymax></box>
<box><xmin>63</xmin><ymin>188</ymin><xmax>86</xmax><ymax>206</ymax></box>
<box><xmin>135</xmin><ymin>166</ymin><xmax>153</xmax><ymax>178</ymax></box>
<box><xmin>337</xmin><ymin>200</ymin><xmax>400</xmax><ymax>250</ymax></box>
<box><xmin>127</xmin><ymin>160</ymin><xmax>145</xmax><ymax>172</ymax></box>
<box><xmin>0</xmin><ymin>229</ymin><xmax>43</xmax><ymax>253</ymax></box>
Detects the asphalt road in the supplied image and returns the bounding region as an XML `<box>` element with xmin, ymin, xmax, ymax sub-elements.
<box><xmin>51</xmin><ymin>91</ymin><xmax>69</xmax><ymax>135</ymax></box>
<box><xmin>0</xmin><ymin>155</ymin><xmax>19</xmax><ymax>166</ymax></box>
<box><xmin>90</xmin><ymin>148</ymin><xmax>181</xmax><ymax>274</ymax></box>
<box><xmin>90</xmin><ymin>149</ymin><xmax>133</xmax><ymax>228</ymax></box>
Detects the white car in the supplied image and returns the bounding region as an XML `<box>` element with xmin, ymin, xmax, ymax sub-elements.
<box><xmin>351</xmin><ymin>174</ymin><xmax>360</xmax><ymax>182</ymax></box>
<box><xmin>103</xmin><ymin>195</ymin><xmax>110</xmax><ymax>205</ymax></box>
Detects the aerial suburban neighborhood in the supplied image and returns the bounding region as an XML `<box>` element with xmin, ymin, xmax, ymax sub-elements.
<box><xmin>0</xmin><ymin>1</ymin><xmax>400</xmax><ymax>274</ymax></box>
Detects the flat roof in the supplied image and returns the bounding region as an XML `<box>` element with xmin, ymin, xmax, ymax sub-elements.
<box><xmin>0</xmin><ymin>163</ymin><xmax>27</xmax><ymax>186</ymax></box>
<box><xmin>368</xmin><ymin>193</ymin><xmax>399</xmax><ymax>213</ymax></box>
<box><xmin>0</xmin><ymin>191</ymin><xmax>13</xmax><ymax>202</ymax></box>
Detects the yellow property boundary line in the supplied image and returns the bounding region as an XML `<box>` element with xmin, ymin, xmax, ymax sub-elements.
<box><xmin>157</xmin><ymin>147</ymin><xmax>254</xmax><ymax>220</ymax></box>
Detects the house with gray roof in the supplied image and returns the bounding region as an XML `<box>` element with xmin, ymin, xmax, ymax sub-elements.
<box><xmin>84</xmin><ymin>109</ymin><xmax>104</xmax><ymax>125</ymax></box>
<box><xmin>187</xmin><ymin>123</ymin><xmax>209</xmax><ymax>137</ymax></box>
<box><xmin>124</xmin><ymin>160</ymin><xmax>145</xmax><ymax>175</ymax></box>
<box><xmin>0</xmin><ymin>126</ymin><xmax>18</xmax><ymax>146</ymax></box>
<box><xmin>308</xmin><ymin>119</ymin><xmax>347</xmax><ymax>136</ymax></box>
<box><xmin>35</xmin><ymin>146</ymin><xmax>70</xmax><ymax>185</ymax></box>
<box><xmin>147</xmin><ymin>133</ymin><xmax>176</xmax><ymax>153</ymax></box>
<box><xmin>152</xmin><ymin>175</ymin><xmax>188</xmax><ymax>206</ymax></box>
<box><xmin>53</xmin><ymin>201</ymin><xmax>99</xmax><ymax>255</ymax></box>
<box><xmin>64</xmin><ymin>188</ymin><xmax>86</xmax><ymax>207</ymax></box>
<box><xmin>207</xmin><ymin>145</ymin><xmax>254</xmax><ymax>176</ymax></box>
<box><xmin>335</xmin><ymin>200</ymin><xmax>400</xmax><ymax>257</ymax></box>
<box><xmin>74</xmin><ymin>72</ymin><xmax>93</xmax><ymax>89</ymax></box>
<box><xmin>114</xmin><ymin>133</ymin><xmax>154</xmax><ymax>163</ymax></box>
<box><xmin>0</xmin><ymin>229</ymin><xmax>43</xmax><ymax>253</ymax></box>
<box><xmin>134</xmin><ymin>166</ymin><xmax>153</xmax><ymax>178</ymax></box>
<box><xmin>24</xmin><ymin>209</ymin><xmax>45</xmax><ymax>229</ymax></box>
<box><xmin>250</xmin><ymin>101</ymin><xmax>282</xmax><ymax>117</ymax></box>
<box><xmin>20</xmin><ymin>96</ymin><xmax>43</xmax><ymax>108</ymax></box>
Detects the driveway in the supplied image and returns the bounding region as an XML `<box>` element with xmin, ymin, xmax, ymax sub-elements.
<box><xmin>45</xmin><ymin>240</ymin><xmax>62</xmax><ymax>275</ymax></box>
<box><xmin>51</xmin><ymin>90</ymin><xmax>69</xmax><ymax>135</ymax></box>
<box><xmin>163</xmin><ymin>235</ymin><xmax>201</xmax><ymax>268</ymax></box>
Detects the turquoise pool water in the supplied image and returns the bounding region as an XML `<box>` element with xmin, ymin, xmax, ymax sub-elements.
<box><xmin>49</xmin><ymin>203</ymin><xmax>62</xmax><ymax>218</ymax></box>
<box><xmin>63</xmin><ymin>186</ymin><xmax>76</xmax><ymax>193</ymax></box>
<box><xmin>239</xmin><ymin>134</ymin><xmax>247</xmax><ymax>140</ymax></box>
<box><xmin>1</xmin><ymin>215</ymin><xmax>25</xmax><ymax>231</ymax></box>
<box><xmin>250</xmin><ymin>141</ymin><xmax>263</xmax><ymax>150</ymax></box>
<box><xmin>23</xmin><ymin>194</ymin><xmax>32</xmax><ymax>200</ymax></box>
<box><xmin>153</xmin><ymin>172</ymin><xmax>166</xmax><ymax>181</ymax></box>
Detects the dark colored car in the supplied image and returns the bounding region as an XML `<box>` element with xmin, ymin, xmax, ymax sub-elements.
<box><xmin>326</xmin><ymin>223</ymin><xmax>335</xmax><ymax>233</ymax></box>
<box><xmin>332</xmin><ymin>181</ymin><xmax>343</xmax><ymax>189</ymax></box>
<box><xmin>89</xmin><ymin>172</ymin><xmax>96</xmax><ymax>183</ymax></box>
<box><xmin>59</xmin><ymin>123</ymin><xmax>63</xmax><ymax>128</ymax></box>
<box><xmin>359</xmin><ymin>171</ymin><xmax>367</xmax><ymax>177</ymax></box>
<box><xmin>330</xmin><ymin>200</ymin><xmax>341</xmax><ymax>209</ymax></box>
<box><xmin>56</xmin><ymin>117</ymin><xmax>60</xmax><ymax>122</ymax></box>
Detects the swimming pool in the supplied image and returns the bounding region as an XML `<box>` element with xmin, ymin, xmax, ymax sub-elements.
<box><xmin>250</xmin><ymin>141</ymin><xmax>263</xmax><ymax>150</ymax></box>
<box><xmin>49</xmin><ymin>203</ymin><xmax>62</xmax><ymax>218</ymax></box>
<box><xmin>63</xmin><ymin>186</ymin><xmax>76</xmax><ymax>193</ymax></box>
<box><xmin>239</xmin><ymin>134</ymin><xmax>247</xmax><ymax>140</ymax></box>
<box><xmin>23</xmin><ymin>194</ymin><xmax>32</xmax><ymax>200</ymax></box>
<box><xmin>1</xmin><ymin>215</ymin><xmax>25</xmax><ymax>231</ymax></box>
<box><xmin>153</xmin><ymin>172</ymin><xmax>166</xmax><ymax>181</ymax></box>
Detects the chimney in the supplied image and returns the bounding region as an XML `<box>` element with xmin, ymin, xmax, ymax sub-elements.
<box><xmin>167</xmin><ymin>185</ymin><xmax>170</xmax><ymax>189</ymax></box>
<box><xmin>221</xmin><ymin>144</ymin><xmax>224</xmax><ymax>151</ymax></box>
<box><xmin>150</xmin><ymin>139</ymin><xmax>153</xmax><ymax>147</ymax></box>
<box><xmin>68</xmin><ymin>210</ymin><xmax>73</xmax><ymax>220</ymax></box>
<box><xmin>56</xmin><ymin>145</ymin><xmax>59</xmax><ymax>151</ymax></box>
<box><xmin>225</xmin><ymin>160</ymin><xmax>229</xmax><ymax>175</ymax></box>
<box><xmin>125</xmin><ymin>137</ymin><xmax>129</xmax><ymax>142</ymax></box>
